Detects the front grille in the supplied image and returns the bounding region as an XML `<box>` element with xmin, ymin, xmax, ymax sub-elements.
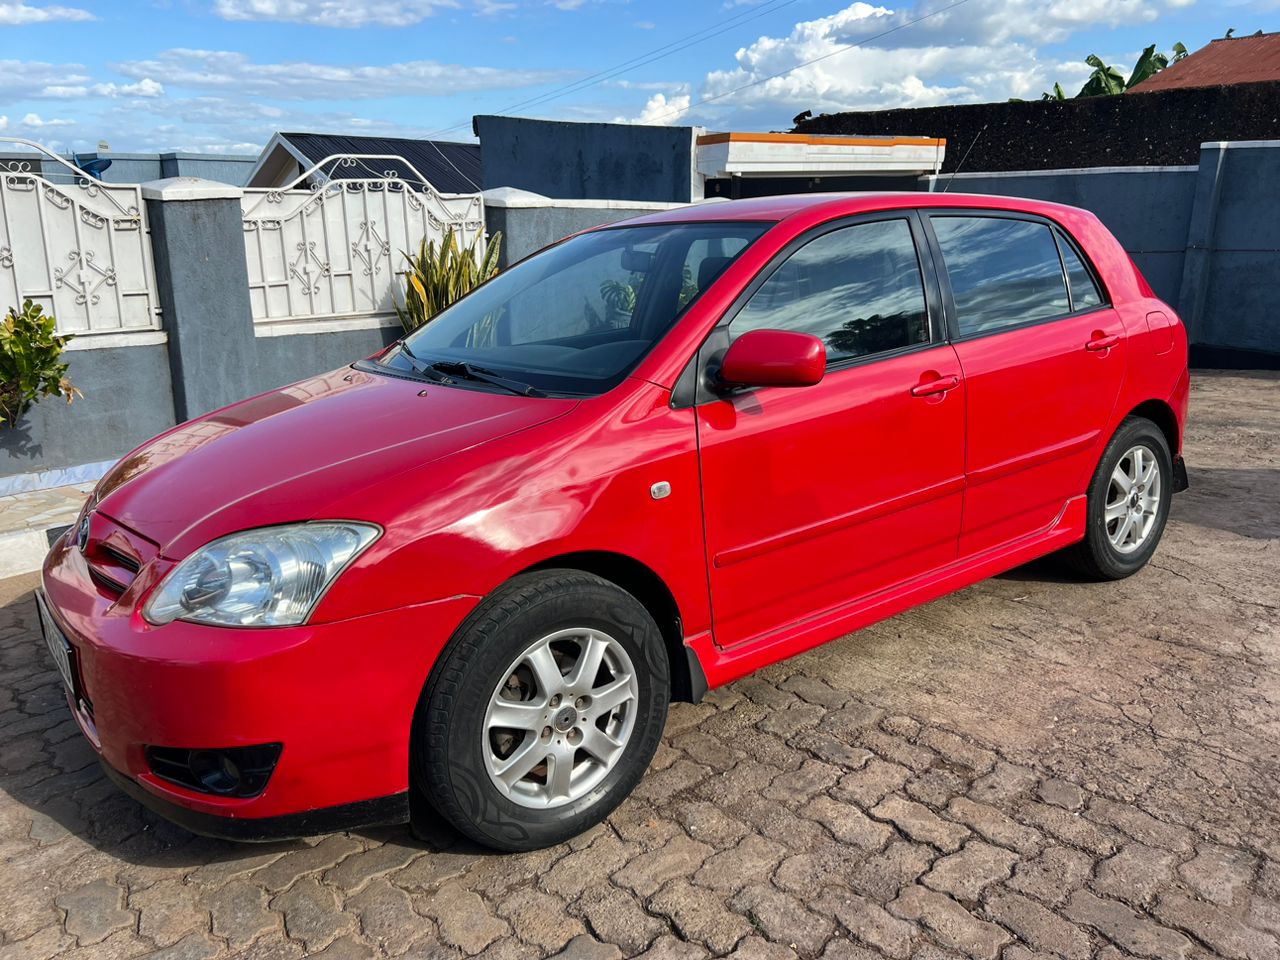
<box><xmin>81</xmin><ymin>513</ymin><xmax>156</xmax><ymax>598</ymax></box>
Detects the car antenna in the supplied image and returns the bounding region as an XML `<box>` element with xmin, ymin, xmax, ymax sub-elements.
<box><xmin>941</xmin><ymin>123</ymin><xmax>988</xmax><ymax>193</ymax></box>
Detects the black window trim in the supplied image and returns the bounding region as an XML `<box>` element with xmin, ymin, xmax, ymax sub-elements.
<box><xmin>675</xmin><ymin>209</ymin><xmax>947</xmax><ymax>408</ymax></box>
<box><xmin>921</xmin><ymin>209</ymin><xmax>1113</xmax><ymax>345</ymax></box>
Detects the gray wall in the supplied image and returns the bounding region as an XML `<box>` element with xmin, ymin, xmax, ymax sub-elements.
<box><xmin>1</xmin><ymin>344</ymin><xmax>175</xmax><ymax>478</ymax></box>
<box><xmin>925</xmin><ymin>142</ymin><xmax>1280</xmax><ymax>360</ymax></box>
<box><xmin>254</xmin><ymin>325</ymin><xmax>401</xmax><ymax>387</ymax></box>
<box><xmin>485</xmin><ymin>199</ymin><xmax>682</xmax><ymax>266</ymax></box>
<box><xmin>476</xmin><ymin>116</ymin><xmax>698</xmax><ymax>203</ymax></box>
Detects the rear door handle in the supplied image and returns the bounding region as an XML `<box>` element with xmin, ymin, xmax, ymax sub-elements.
<box><xmin>911</xmin><ymin>375</ymin><xmax>960</xmax><ymax>398</ymax></box>
<box><xmin>1086</xmin><ymin>334</ymin><xmax>1121</xmax><ymax>352</ymax></box>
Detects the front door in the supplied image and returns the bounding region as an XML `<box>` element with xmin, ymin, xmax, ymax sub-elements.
<box><xmin>695</xmin><ymin>214</ymin><xmax>967</xmax><ymax>649</ymax></box>
<box><xmin>924</xmin><ymin>213</ymin><xmax>1127</xmax><ymax>557</ymax></box>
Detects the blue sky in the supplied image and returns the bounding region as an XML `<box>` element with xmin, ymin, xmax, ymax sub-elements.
<box><xmin>0</xmin><ymin>0</ymin><xmax>1266</xmax><ymax>155</ymax></box>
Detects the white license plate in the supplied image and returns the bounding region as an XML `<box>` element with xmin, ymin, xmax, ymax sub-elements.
<box><xmin>36</xmin><ymin>592</ymin><xmax>76</xmax><ymax>695</ymax></box>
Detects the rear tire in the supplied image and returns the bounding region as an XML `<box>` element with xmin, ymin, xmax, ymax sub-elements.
<box><xmin>1063</xmin><ymin>416</ymin><xmax>1172</xmax><ymax>581</ymax></box>
<box><xmin>411</xmin><ymin>570</ymin><xmax>669</xmax><ymax>851</ymax></box>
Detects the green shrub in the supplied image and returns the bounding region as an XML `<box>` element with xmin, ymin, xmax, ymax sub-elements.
<box><xmin>0</xmin><ymin>300</ymin><xmax>81</xmax><ymax>428</ymax></box>
<box><xmin>394</xmin><ymin>229</ymin><xmax>502</xmax><ymax>334</ymax></box>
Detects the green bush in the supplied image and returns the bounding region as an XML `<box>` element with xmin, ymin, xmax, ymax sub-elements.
<box><xmin>394</xmin><ymin>229</ymin><xmax>502</xmax><ymax>334</ymax></box>
<box><xmin>0</xmin><ymin>300</ymin><xmax>81</xmax><ymax>428</ymax></box>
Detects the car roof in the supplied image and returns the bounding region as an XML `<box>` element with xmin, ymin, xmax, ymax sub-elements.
<box><xmin>613</xmin><ymin>191</ymin><xmax>1093</xmax><ymax>228</ymax></box>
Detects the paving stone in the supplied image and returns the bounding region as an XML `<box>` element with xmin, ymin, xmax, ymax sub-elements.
<box><xmin>651</xmin><ymin>878</ymin><xmax>753</xmax><ymax>953</ymax></box>
<box><xmin>1092</xmin><ymin>843</ymin><xmax>1178</xmax><ymax>908</ymax></box>
<box><xmin>887</xmin><ymin>885</ymin><xmax>1009</xmax><ymax>960</ymax></box>
<box><xmin>694</xmin><ymin>833</ymin><xmax>784</xmax><ymax>894</ymax></box>
<box><xmin>613</xmin><ymin>833</ymin><xmax>713</xmax><ymax>896</ymax></box>
<box><xmin>0</xmin><ymin>926</ymin><xmax>74</xmax><ymax>960</ymax></box>
<box><xmin>252</xmin><ymin>835</ymin><xmax>363</xmax><ymax>892</ymax></box>
<box><xmin>494</xmin><ymin>886</ymin><xmax>584</xmax><ymax>953</ymax></box>
<box><xmin>773</xmin><ymin>843</ymin><xmax>856</xmax><ymax>894</ymax></box>
<box><xmin>779</xmin><ymin>675</ymin><xmax>849</xmax><ymax>709</ymax></box>
<box><xmin>1007</xmin><ymin>846</ymin><xmax>1095</xmax><ymax>907</ymax></box>
<box><xmin>856</xmin><ymin>729</ymin><xmax>936</xmax><ymax>772</ymax></box>
<box><xmin>1152</xmin><ymin>892</ymin><xmax>1279</xmax><ymax>960</ymax></box>
<box><xmin>307</xmin><ymin>937</ymin><xmax>377</xmax><ymax>960</ymax></box>
<box><xmin>946</xmin><ymin>798</ymin><xmax>1044</xmax><ymax>856</ymax></box>
<box><xmin>549</xmin><ymin>934</ymin><xmax>623</xmax><ymax>960</ymax></box>
<box><xmin>420</xmin><ymin>881</ymin><xmax>510</xmax><ymax>955</ymax></box>
<box><xmin>697</xmin><ymin>761</ymin><xmax>790</xmax><ymax>808</ymax></box>
<box><xmin>1083</xmin><ymin>798</ymin><xmax>1194</xmax><ymax>854</ymax></box>
<box><xmin>730</xmin><ymin>883</ymin><xmax>835</xmax><ymax>958</ymax></box>
<box><xmin>813</xmin><ymin>889</ymin><xmax>917</xmax><ymax>959</ymax></box>
<box><xmin>1018</xmin><ymin>803</ymin><xmax>1117</xmax><ymax>857</ymax></box>
<box><xmin>915</xmin><ymin>729</ymin><xmax>997</xmax><ymax>776</ymax></box>
<box><xmin>1062</xmin><ymin>890</ymin><xmax>1191</xmax><ymax>959</ymax></box>
<box><xmin>985</xmin><ymin>891</ymin><xmax>1090</xmax><ymax>960</ymax></box>
<box><xmin>1036</xmin><ymin>779</ymin><xmax>1086</xmax><ymax>811</ymax></box>
<box><xmin>394</xmin><ymin>849</ymin><xmax>483</xmax><ymax>891</ymax></box>
<box><xmin>323</xmin><ymin>840</ymin><xmax>423</xmax><ymax>893</ymax></box>
<box><xmin>671</xmin><ymin>730</ymin><xmax>746</xmax><ymax>772</ymax></box>
<box><xmin>969</xmin><ymin>763</ymin><xmax>1038</xmax><ymax>805</ymax></box>
<box><xmin>921</xmin><ymin>841</ymin><xmax>1018</xmax><ymax>901</ymax></box>
<box><xmin>145</xmin><ymin>932</ymin><xmax>223</xmax><ymax>960</ymax></box>
<box><xmin>204</xmin><ymin>879</ymin><xmax>281</xmax><ymax>948</ymax></box>
<box><xmin>758</xmin><ymin>702</ymin><xmax>828</xmax><ymax>738</ymax></box>
<box><xmin>763</xmin><ymin>758</ymin><xmax>840</xmax><ymax>804</ymax></box>
<box><xmin>633</xmin><ymin>934</ymin><xmax>710</xmax><ymax>960</ymax></box>
<box><xmin>186</xmin><ymin>846</ymin><xmax>295</xmax><ymax>887</ymax></box>
<box><xmin>802</xmin><ymin>795</ymin><xmax>895</xmax><ymax>850</ymax></box>
<box><xmin>272</xmin><ymin>877</ymin><xmax>357</xmax><ymax>952</ymax></box>
<box><xmin>607</xmin><ymin>799</ymin><xmax>681</xmax><ymax>850</ymax></box>
<box><xmin>871</xmin><ymin>795</ymin><xmax>970</xmax><ymax>853</ymax></box>
<box><xmin>905</xmin><ymin>767</ymin><xmax>970</xmax><ymax>808</ymax></box>
<box><xmin>675</xmin><ymin>800</ymin><xmax>750</xmax><ymax>847</ymax></box>
<box><xmin>541</xmin><ymin>832</ymin><xmax>640</xmax><ymax>899</ymax></box>
<box><xmin>130</xmin><ymin>881</ymin><xmax>209</xmax><ymax>947</ymax></box>
<box><xmin>817</xmin><ymin>703</ymin><xmax>885</xmax><ymax>740</ymax></box>
<box><xmin>571</xmin><ymin>885</ymin><xmax>664</xmax><ymax>955</ymax></box>
<box><xmin>55</xmin><ymin>878</ymin><xmax>134</xmax><ymax>945</ymax></box>
<box><xmin>833</xmin><ymin>759</ymin><xmax>912</xmax><ymax>808</ymax></box>
<box><xmin>1177</xmin><ymin>843</ymin><xmax>1258</xmax><ymax>907</ymax></box>
<box><xmin>633</xmin><ymin>759</ymin><xmax>713</xmax><ymax>803</ymax></box>
<box><xmin>347</xmin><ymin>877</ymin><xmax>434</xmax><ymax>955</ymax></box>
<box><xmin>730</xmin><ymin>936</ymin><xmax>800</xmax><ymax>960</ymax></box>
<box><xmin>847</xmin><ymin>840</ymin><xmax>936</xmax><ymax>901</ymax></box>
<box><xmin>794</xmin><ymin>735</ymin><xmax>874</xmax><ymax>771</ymax></box>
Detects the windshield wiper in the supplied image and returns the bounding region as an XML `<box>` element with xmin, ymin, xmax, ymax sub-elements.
<box><xmin>391</xmin><ymin>341</ymin><xmax>455</xmax><ymax>385</ymax></box>
<box><xmin>425</xmin><ymin>360</ymin><xmax>547</xmax><ymax>398</ymax></box>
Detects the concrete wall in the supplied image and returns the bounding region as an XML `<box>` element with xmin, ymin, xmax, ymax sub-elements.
<box><xmin>253</xmin><ymin>325</ymin><xmax>401</xmax><ymax>389</ymax></box>
<box><xmin>483</xmin><ymin>189</ymin><xmax>685</xmax><ymax>266</ymax></box>
<box><xmin>476</xmin><ymin>116</ymin><xmax>700</xmax><ymax>203</ymax></box>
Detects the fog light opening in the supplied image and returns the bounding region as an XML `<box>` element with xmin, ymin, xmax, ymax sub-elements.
<box><xmin>146</xmin><ymin>743</ymin><xmax>283</xmax><ymax>798</ymax></box>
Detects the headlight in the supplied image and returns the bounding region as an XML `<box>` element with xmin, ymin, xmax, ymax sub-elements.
<box><xmin>143</xmin><ymin>522</ymin><xmax>380</xmax><ymax>627</ymax></box>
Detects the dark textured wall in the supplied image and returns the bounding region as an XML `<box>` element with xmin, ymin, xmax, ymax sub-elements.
<box><xmin>476</xmin><ymin>115</ymin><xmax>697</xmax><ymax>203</ymax></box>
<box><xmin>795</xmin><ymin>82</ymin><xmax>1280</xmax><ymax>172</ymax></box>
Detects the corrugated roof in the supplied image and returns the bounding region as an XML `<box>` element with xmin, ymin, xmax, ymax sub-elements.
<box><xmin>280</xmin><ymin>132</ymin><xmax>483</xmax><ymax>194</ymax></box>
<box><xmin>1129</xmin><ymin>33</ymin><xmax>1280</xmax><ymax>92</ymax></box>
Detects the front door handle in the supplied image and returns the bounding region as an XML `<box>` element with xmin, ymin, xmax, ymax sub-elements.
<box><xmin>911</xmin><ymin>375</ymin><xmax>960</xmax><ymax>398</ymax></box>
<box><xmin>1086</xmin><ymin>333</ymin><xmax>1121</xmax><ymax>352</ymax></box>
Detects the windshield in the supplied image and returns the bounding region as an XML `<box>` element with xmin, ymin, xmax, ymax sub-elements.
<box><xmin>378</xmin><ymin>221</ymin><xmax>768</xmax><ymax>396</ymax></box>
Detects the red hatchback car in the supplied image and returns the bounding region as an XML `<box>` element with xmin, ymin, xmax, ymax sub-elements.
<box><xmin>40</xmin><ymin>193</ymin><xmax>1188</xmax><ymax>850</ymax></box>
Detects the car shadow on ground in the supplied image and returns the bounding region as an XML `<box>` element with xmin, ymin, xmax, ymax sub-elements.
<box><xmin>0</xmin><ymin>585</ymin><xmax>489</xmax><ymax>873</ymax></box>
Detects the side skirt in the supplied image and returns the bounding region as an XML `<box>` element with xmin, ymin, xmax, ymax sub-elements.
<box><xmin>689</xmin><ymin>496</ymin><xmax>1088</xmax><ymax>691</ymax></box>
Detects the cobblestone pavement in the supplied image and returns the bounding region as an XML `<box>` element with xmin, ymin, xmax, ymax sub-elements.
<box><xmin>1</xmin><ymin>371</ymin><xmax>1278</xmax><ymax>960</ymax></box>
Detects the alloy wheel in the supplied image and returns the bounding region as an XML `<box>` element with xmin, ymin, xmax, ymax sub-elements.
<box><xmin>1105</xmin><ymin>443</ymin><xmax>1163</xmax><ymax>555</ymax></box>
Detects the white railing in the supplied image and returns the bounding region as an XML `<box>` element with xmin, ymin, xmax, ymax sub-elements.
<box><xmin>0</xmin><ymin>137</ymin><xmax>161</xmax><ymax>337</ymax></box>
<box><xmin>240</xmin><ymin>154</ymin><xmax>485</xmax><ymax>328</ymax></box>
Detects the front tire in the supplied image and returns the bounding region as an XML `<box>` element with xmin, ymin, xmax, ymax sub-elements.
<box><xmin>1063</xmin><ymin>416</ymin><xmax>1173</xmax><ymax>580</ymax></box>
<box><xmin>411</xmin><ymin>570</ymin><xmax>669</xmax><ymax>851</ymax></box>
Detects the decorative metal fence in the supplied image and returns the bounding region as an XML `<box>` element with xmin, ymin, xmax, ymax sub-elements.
<box><xmin>0</xmin><ymin>138</ymin><xmax>162</xmax><ymax>338</ymax></box>
<box><xmin>240</xmin><ymin>155</ymin><xmax>485</xmax><ymax>327</ymax></box>
<box><xmin>0</xmin><ymin>138</ymin><xmax>162</xmax><ymax>337</ymax></box>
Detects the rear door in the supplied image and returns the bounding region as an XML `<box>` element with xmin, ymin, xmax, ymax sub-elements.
<box><xmin>695</xmin><ymin>213</ymin><xmax>967</xmax><ymax>649</ymax></box>
<box><xmin>923</xmin><ymin>212</ymin><xmax>1125</xmax><ymax>557</ymax></box>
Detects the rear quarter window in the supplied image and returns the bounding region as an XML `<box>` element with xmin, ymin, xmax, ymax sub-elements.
<box><xmin>931</xmin><ymin>216</ymin><xmax>1071</xmax><ymax>337</ymax></box>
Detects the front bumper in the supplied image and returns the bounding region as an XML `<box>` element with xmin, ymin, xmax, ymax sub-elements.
<box><xmin>41</xmin><ymin>525</ymin><xmax>478</xmax><ymax>830</ymax></box>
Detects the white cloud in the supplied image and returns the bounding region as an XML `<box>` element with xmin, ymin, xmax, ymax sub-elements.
<box><xmin>0</xmin><ymin>2</ymin><xmax>93</xmax><ymax>24</ymax></box>
<box><xmin>211</xmin><ymin>0</ymin><xmax>459</xmax><ymax>27</ymax></box>
<box><xmin>18</xmin><ymin>112</ymin><xmax>74</xmax><ymax>127</ymax></box>
<box><xmin>41</xmin><ymin>78</ymin><xmax>166</xmax><ymax>98</ymax></box>
<box><xmin>112</xmin><ymin>49</ymin><xmax>571</xmax><ymax>100</ymax></box>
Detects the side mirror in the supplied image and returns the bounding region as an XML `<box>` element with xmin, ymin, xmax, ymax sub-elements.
<box><xmin>718</xmin><ymin>329</ymin><xmax>826</xmax><ymax>389</ymax></box>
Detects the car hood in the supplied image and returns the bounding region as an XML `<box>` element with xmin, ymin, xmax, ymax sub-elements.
<box><xmin>93</xmin><ymin>366</ymin><xmax>578</xmax><ymax>555</ymax></box>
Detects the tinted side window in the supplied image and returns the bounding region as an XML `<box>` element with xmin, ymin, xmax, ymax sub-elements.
<box><xmin>732</xmin><ymin>219</ymin><xmax>929</xmax><ymax>363</ymax></box>
<box><xmin>932</xmin><ymin>217</ymin><xmax>1070</xmax><ymax>336</ymax></box>
<box><xmin>1057</xmin><ymin>235</ymin><xmax>1104</xmax><ymax>311</ymax></box>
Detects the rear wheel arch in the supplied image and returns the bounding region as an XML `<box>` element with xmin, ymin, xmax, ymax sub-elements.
<box><xmin>521</xmin><ymin>550</ymin><xmax>702</xmax><ymax>703</ymax></box>
<box><xmin>1123</xmin><ymin>399</ymin><xmax>1180</xmax><ymax>456</ymax></box>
